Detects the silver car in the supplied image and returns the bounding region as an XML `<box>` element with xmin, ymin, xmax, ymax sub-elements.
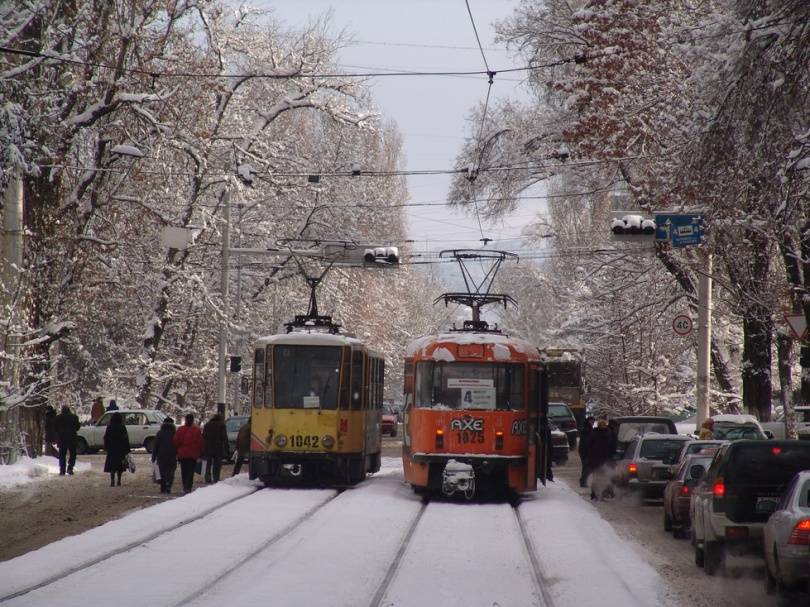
<box><xmin>763</xmin><ymin>470</ymin><xmax>810</xmax><ymax>592</ymax></box>
<box><xmin>617</xmin><ymin>434</ymin><xmax>694</xmax><ymax>498</ymax></box>
<box><xmin>77</xmin><ymin>409</ymin><xmax>166</xmax><ymax>454</ymax></box>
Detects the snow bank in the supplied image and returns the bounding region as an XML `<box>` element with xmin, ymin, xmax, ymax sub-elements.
<box><xmin>0</xmin><ymin>476</ymin><xmax>260</xmax><ymax>601</ymax></box>
<box><xmin>521</xmin><ymin>481</ymin><xmax>677</xmax><ymax>607</ymax></box>
<box><xmin>0</xmin><ymin>456</ymin><xmax>90</xmax><ymax>489</ymax></box>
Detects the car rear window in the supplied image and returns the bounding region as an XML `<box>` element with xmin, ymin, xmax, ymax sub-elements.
<box><xmin>640</xmin><ymin>439</ymin><xmax>688</xmax><ymax>461</ymax></box>
<box><xmin>730</xmin><ymin>444</ymin><xmax>810</xmax><ymax>485</ymax></box>
<box><xmin>713</xmin><ymin>424</ymin><xmax>765</xmax><ymax>440</ymax></box>
<box><xmin>548</xmin><ymin>404</ymin><xmax>572</xmax><ymax>418</ymax></box>
<box><xmin>617</xmin><ymin>422</ymin><xmax>674</xmax><ymax>443</ymax></box>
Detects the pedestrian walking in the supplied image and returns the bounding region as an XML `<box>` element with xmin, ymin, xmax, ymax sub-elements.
<box><xmin>44</xmin><ymin>405</ymin><xmax>58</xmax><ymax>457</ymax></box>
<box><xmin>54</xmin><ymin>405</ymin><xmax>80</xmax><ymax>475</ymax></box>
<box><xmin>106</xmin><ymin>399</ymin><xmax>119</xmax><ymax>411</ymax></box>
<box><xmin>173</xmin><ymin>413</ymin><xmax>204</xmax><ymax>494</ymax></box>
<box><xmin>202</xmin><ymin>413</ymin><xmax>229</xmax><ymax>483</ymax></box>
<box><xmin>698</xmin><ymin>418</ymin><xmax>714</xmax><ymax>440</ymax></box>
<box><xmin>103</xmin><ymin>412</ymin><xmax>130</xmax><ymax>487</ymax></box>
<box><xmin>587</xmin><ymin>417</ymin><xmax>616</xmax><ymax>501</ymax></box>
<box><xmin>232</xmin><ymin>417</ymin><xmax>251</xmax><ymax>476</ymax></box>
<box><xmin>151</xmin><ymin>416</ymin><xmax>178</xmax><ymax>494</ymax></box>
<box><xmin>90</xmin><ymin>397</ymin><xmax>104</xmax><ymax>423</ymax></box>
<box><xmin>578</xmin><ymin>416</ymin><xmax>595</xmax><ymax>488</ymax></box>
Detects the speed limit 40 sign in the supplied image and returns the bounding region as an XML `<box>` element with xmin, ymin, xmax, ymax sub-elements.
<box><xmin>672</xmin><ymin>315</ymin><xmax>693</xmax><ymax>336</ymax></box>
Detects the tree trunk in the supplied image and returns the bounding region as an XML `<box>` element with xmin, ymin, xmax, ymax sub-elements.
<box><xmin>741</xmin><ymin>315</ymin><xmax>773</xmax><ymax>419</ymax></box>
<box><xmin>801</xmin><ymin>221</ymin><xmax>810</xmax><ymax>405</ymax></box>
<box><xmin>776</xmin><ymin>332</ymin><xmax>796</xmax><ymax>437</ymax></box>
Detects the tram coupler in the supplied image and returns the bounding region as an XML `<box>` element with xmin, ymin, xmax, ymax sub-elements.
<box><xmin>442</xmin><ymin>459</ymin><xmax>476</xmax><ymax>500</ymax></box>
<box><xmin>282</xmin><ymin>463</ymin><xmax>303</xmax><ymax>477</ymax></box>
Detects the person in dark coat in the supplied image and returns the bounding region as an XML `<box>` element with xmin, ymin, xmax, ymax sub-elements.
<box><xmin>578</xmin><ymin>416</ymin><xmax>595</xmax><ymax>488</ymax></box>
<box><xmin>107</xmin><ymin>399</ymin><xmax>119</xmax><ymax>411</ymax></box>
<box><xmin>54</xmin><ymin>405</ymin><xmax>80</xmax><ymax>475</ymax></box>
<box><xmin>232</xmin><ymin>417</ymin><xmax>251</xmax><ymax>476</ymax></box>
<box><xmin>587</xmin><ymin>417</ymin><xmax>616</xmax><ymax>500</ymax></box>
<box><xmin>103</xmin><ymin>412</ymin><xmax>130</xmax><ymax>487</ymax></box>
<box><xmin>202</xmin><ymin>413</ymin><xmax>230</xmax><ymax>483</ymax></box>
<box><xmin>173</xmin><ymin>413</ymin><xmax>204</xmax><ymax>493</ymax></box>
<box><xmin>151</xmin><ymin>417</ymin><xmax>178</xmax><ymax>494</ymax></box>
<box><xmin>44</xmin><ymin>405</ymin><xmax>58</xmax><ymax>457</ymax></box>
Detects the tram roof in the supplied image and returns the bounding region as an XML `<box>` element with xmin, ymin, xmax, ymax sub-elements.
<box><xmin>405</xmin><ymin>332</ymin><xmax>540</xmax><ymax>361</ymax></box>
<box><xmin>255</xmin><ymin>331</ymin><xmax>366</xmax><ymax>348</ymax></box>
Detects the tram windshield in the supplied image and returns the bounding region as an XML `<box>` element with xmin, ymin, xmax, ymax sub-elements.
<box><xmin>274</xmin><ymin>345</ymin><xmax>342</xmax><ymax>410</ymax></box>
<box><xmin>415</xmin><ymin>361</ymin><xmax>524</xmax><ymax>411</ymax></box>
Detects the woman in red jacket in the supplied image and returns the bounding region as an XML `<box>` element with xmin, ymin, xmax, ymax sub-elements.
<box><xmin>173</xmin><ymin>413</ymin><xmax>204</xmax><ymax>493</ymax></box>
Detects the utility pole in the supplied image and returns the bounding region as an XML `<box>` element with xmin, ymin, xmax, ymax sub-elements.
<box><xmin>696</xmin><ymin>252</ymin><xmax>713</xmax><ymax>428</ymax></box>
<box><xmin>216</xmin><ymin>189</ymin><xmax>230</xmax><ymax>417</ymax></box>
<box><xmin>2</xmin><ymin>171</ymin><xmax>23</xmax><ymax>385</ymax></box>
<box><xmin>231</xmin><ymin>203</ymin><xmax>243</xmax><ymax>415</ymax></box>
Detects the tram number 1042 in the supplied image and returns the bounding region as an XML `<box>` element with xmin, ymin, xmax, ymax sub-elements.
<box><xmin>456</xmin><ymin>431</ymin><xmax>485</xmax><ymax>444</ymax></box>
<box><xmin>290</xmin><ymin>435</ymin><xmax>320</xmax><ymax>448</ymax></box>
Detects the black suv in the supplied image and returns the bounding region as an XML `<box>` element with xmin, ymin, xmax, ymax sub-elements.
<box><xmin>691</xmin><ymin>440</ymin><xmax>810</xmax><ymax>575</ymax></box>
<box><xmin>611</xmin><ymin>416</ymin><xmax>678</xmax><ymax>458</ymax></box>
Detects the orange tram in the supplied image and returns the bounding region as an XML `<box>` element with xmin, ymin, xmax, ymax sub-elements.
<box><xmin>401</xmin><ymin>250</ymin><xmax>552</xmax><ymax>499</ymax></box>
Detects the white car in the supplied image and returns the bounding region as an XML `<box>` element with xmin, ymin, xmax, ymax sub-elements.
<box><xmin>763</xmin><ymin>470</ymin><xmax>810</xmax><ymax>593</ymax></box>
<box><xmin>77</xmin><ymin>409</ymin><xmax>166</xmax><ymax>454</ymax></box>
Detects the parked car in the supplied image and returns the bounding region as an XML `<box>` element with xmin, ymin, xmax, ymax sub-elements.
<box><xmin>381</xmin><ymin>405</ymin><xmax>398</xmax><ymax>437</ymax></box>
<box><xmin>548</xmin><ymin>402</ymin><xmax>578</xmax><ymax>449</ymax></box>
<box><xmin>77</xmin><ymin>409</ymin><xmax>166</xmax><ymax>454</ymax></box>
<box><xmin>225</xmin><ymin>415</ymin><xmax>249</xmax><ymax>460</ymax></box>
<box><xmin>691</xmin><ymin>440</ymin><xmax>810</xmax><ymax>576</ymax></box>
<box><xmin>663</xmin><ymin>454</ymin><xmax>713</xmax><ymax>538</ymax></box>
<box><xmin>612</xmin><ymin>416</ymin><xmax>678</xmax><ymax>458</ymax></box>
<box><xmin>763</xmin><ymin>470</ymin><xmax>810</xmax><ymax>593</ymax></box>
<box><xmin>549</xmin><ymin>422</ymin><xmax>569</xmax><ymax>465</ymax></box>
<box><xmin>616</xmin><ymin>433</ymin><xmax>693</xmax><ymax>499</ymax></box>
<box><xmin>711</xmin><ymin>414</ymin><xmax>769</xmax><ymax>441</ymax></box>
<box><xmin>671</xmin><ymin>440</ymin><xmax>725</xmax><ymax>471</ymax></box>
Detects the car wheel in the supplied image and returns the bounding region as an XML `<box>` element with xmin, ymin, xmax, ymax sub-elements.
<box><xmin>703</xmin><ymin>540</ymin><xmax>723</xmax><ymax>576</ymax></box>
<box><xmin>694</xmin><ymin>543</ymin><xmax>704</xmax><ymax>568</ymax></box>
<box><xmin>663</xmin><ymin>511</ymin><xmax>673</xmax><ymax>532</ymax></box>
<box><xmin>144</xmin><ymin>437</ymin><xmax>155</xmax><ymax>454</ymax></box>
<box><xmin>76</xmin><ymin>437</ymin><xmax>88</xmax><ymax>455</ymax></box>
<box><xmin>390</xmin><ymin>427</ymin><xmax>397</xmax><ymax>438</ymax></box>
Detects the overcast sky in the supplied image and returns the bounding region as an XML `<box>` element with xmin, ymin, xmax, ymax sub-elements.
<box><xmin>255</xmin><ymin>0</ymin><xmax>542</xmax><ymax>256</ymax></box>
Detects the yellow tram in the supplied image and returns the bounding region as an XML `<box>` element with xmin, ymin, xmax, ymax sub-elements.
<box><xmin>248</xmin><ymin>316</ymin><xmax>385</xmax><ymax>486</ymax></box>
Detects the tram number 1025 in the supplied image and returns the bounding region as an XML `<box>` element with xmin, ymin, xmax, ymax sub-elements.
<box><xmin>456</xmin><ymin>431</ymin><xmax>485</xmax><ymax>444</ymax></box>
<box><xmin>290</xmin><ymin>435</ymin><xmax>320</xmax><ymax>448</ymax></box>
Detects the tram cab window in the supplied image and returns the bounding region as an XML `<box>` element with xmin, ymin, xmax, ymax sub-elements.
<box><xmin>273</xmin><ymin>345</ymin><xmax>341</xmax><ymax>410</ymax></box>
<box><xmin>414</xmin><ymin>361</ymin><xmax>524</xmax><ymax>411</ymax></box>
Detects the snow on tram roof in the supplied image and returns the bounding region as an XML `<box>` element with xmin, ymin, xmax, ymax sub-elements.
<box><xmin>405</xmin><ymin>332</ymin><xmax>539</xmax><ymax>360</ymax></box>
<box><xmin>254</xmin><ymin>331</ymin><xmax>365</xmax><ymax>348</ymax></box>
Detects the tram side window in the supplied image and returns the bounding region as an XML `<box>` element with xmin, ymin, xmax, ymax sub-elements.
<box><xmin>253</xmin><ymin>349</ymin><xmax>265</xmax><ymax>408</ymax></box>
<box><xmin>379</xmin><ymin>360</ymin><xmax>386</xmax><ymax>409</ymax></box>
<box><xmin>351</xmin><ymin>350</ymin><xmax>364</xmax><ymax>410</ymax></box>
<box><xmin>264</xmin><ymin>346</ymin><xmax>273</xmax><ymax>408</ymax></box>
<box><xmin>339</xmin><ymin>347</ymin><xmax>350</xmax><ymax>409</ymax></box>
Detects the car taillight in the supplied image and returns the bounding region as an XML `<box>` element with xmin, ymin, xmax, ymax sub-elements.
<box><xmin>628</xmin><ymin>463</ymin><xmax>638</xmax><ymax>477</ymax></box>
<box><xmin>679</xmin><ymin>485</ymin><xmax>690</xmax><ymax>497</ymax></box>
<box><xmin>713</xmin><ymin>478</ymin><xmax>725</xmax><ymax>498</ymax></box>
<box><xmin>788</xmin><ymin>519</ymin><xmax>810</xmax><ymax>545</ymax></box>
<box><xmin>725</xmin><ymin>526</ymin><xmax>749</xmax><ymax>539</ymax></box>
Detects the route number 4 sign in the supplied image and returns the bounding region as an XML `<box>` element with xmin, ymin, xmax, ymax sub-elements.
<box><xmin>672</xmin><ymin>315</ymin><xmax>693</xmax><ymax>337</ymax></box>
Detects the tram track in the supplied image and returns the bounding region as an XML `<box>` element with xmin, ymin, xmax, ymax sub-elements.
<box><xmin>172</xmin><ymin>489</ymin><xmax>343</xmax><ymax>607</ymax></box>
<box><xmin>368</xmin><ymin>500</ymin><xmax>429</xmax><ymax>607</ymax></box>
<box><xmin>513</xmin><ymin>504</ymin><xmax>557</xmax><ymax>607</ymax></box>
<box><xmin>0</xmin><ymin>486</ymin><xmax>264</xmax><ymax>604</ymax></box>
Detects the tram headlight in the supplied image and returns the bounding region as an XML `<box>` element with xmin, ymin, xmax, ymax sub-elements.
<box><xmin>435</xmin><ymin>429</ymin><xmax>444</xmax><ymax>449</ymax></box>
<box><xmin>495</xmin><ymin>431</ymin><xmax>504</xmax><ymax>450</ymax></box>
<box><xmin>275</xmin><ymin>434</ymin><xmax>288</xmax><ymax>448</ymax></box>
<box><xmin>322</xmin><ymin>435</ymin><xmax>335</xmax><ymax>449</ymax></box>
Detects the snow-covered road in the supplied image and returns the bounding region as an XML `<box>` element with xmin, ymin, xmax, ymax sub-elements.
<box><xmin>0</xmin><ymin>459</ymin><xmax>675</xmax><ymax>607</ymax></box>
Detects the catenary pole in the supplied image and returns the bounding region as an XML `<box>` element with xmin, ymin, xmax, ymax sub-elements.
<box><xmin>217</xmin><ymin>189</ymin><xmax>230</xmax><ymax>416</ymax></box>
<box><xmin>696</xmin><ymin>251</ymin><xmax>713</xmax><ymax>428</ymax></box>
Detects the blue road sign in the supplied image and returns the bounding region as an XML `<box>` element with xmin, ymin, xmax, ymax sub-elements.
<box><xmin>655</xmin><ymin>214</ymin><xmax>704</xmax><ymax>247</ymax></box>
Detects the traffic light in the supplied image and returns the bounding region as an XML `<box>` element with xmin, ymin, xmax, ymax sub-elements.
<box><xmin>363</xmin><ymin>246</ymin><xmax>400</xmax><ymax>265</ymax></box>
<box><xmin>229</xmin><ymin>356</ymin><xmax>242</xmax><ymax>373</ymax></box>
<box><xmin>610</xmin><ymin>213</ymin><xmax>656</xmax><ymax>241</ymax></box>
